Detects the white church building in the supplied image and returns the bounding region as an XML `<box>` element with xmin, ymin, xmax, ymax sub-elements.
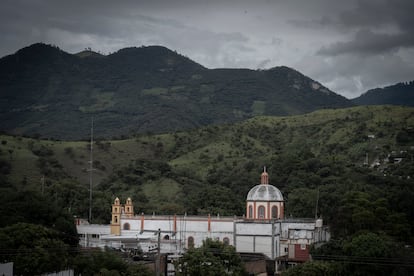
<box><xmin>77</xmin><ymin>168</ymin><xmax>330</xmax><ymax>272</ymax></box>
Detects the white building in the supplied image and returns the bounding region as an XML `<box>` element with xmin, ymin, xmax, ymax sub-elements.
<box><xmin>77</xmin><ymin>168</ymin><xmax>330</xmax><ymax>273</ymax></box>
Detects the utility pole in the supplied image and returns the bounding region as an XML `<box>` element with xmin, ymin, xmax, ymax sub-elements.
<box><xmin>88</xmin><ymin>118</ymin><xmax>94</xmax><ymax>223</ymax></box>
<box><xmin>156</xmin><ymin>228</ymin><xmax>161</xmax><ymax>276</ymax></box>
<box><xmin>315</xmin><ymin>188</ymin><xmax>319</xmax><ymax>219</ymax></box>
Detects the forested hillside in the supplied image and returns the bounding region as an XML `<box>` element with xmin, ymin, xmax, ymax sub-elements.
<box><xmin>353</xmin><ymin>81</ymin><xmax>414</xmax><ymax>106</ymax></box>
<box><xmin>2</xmin><ymin>105</ymin><xmax>414</xmax><ymax>274</ymax></box>
<box><xmin>1</xmin><ymin>106</ymin><xmax>413</xmax><ymax>242</ymax></box>
<box><xmin>0</xmin><ymin>43</ymin><xmax>352</xmax><ymax>139</ymax></box>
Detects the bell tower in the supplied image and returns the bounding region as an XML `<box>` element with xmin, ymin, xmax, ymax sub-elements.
<box><xmin>125</xmin><ymin>197</ymin><xmax>134</xmax><ymax>218</ymax></box>
<box><xmin>110</xmin><ymin>197</ymin><xmax>121</xmax><ymax>235</ymax></box>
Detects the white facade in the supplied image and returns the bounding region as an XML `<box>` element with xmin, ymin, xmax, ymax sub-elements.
<box><xmin>77</xmin><ymin>168</ymin><xmax>330</xmax><ymax>271</ymax></box>
<box><xmin>78</xmin><ymin>215</ymin><xmax>329</xmax><ymax>262</ymax></box>
<box><xmin>76</xmin><ymin>221</ymin><xmax>110</xmax><ymax>248</ymax></box>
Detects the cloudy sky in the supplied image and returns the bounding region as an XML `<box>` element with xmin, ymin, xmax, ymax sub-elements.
<box><xmin>1</xmin><ymin>0</ymin><xmax>413</xmax><ymax>98</ymax></box>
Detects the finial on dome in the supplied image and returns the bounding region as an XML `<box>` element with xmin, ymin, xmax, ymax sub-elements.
<box><xmin>261</xmin><ymin>167</ymin><xmax>269</xmax><ymax>184</ymax></box>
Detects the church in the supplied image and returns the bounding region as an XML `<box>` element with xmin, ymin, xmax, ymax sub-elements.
<box><xmin>77</xmin><ymin>168</ymin><xmax>330</xmax><ymax>273</ymax></box>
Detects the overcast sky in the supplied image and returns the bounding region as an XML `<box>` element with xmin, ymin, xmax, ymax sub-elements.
<box><xmin>1</xmin><ymin>0</ymin><xmax>413</xmax><ymax>98</ymax></box>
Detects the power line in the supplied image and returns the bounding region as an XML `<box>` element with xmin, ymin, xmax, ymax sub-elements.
<box><xmin>312</xmin><ymin>254</ymin><xmax>414</xmax><ymax>267</ymax></box>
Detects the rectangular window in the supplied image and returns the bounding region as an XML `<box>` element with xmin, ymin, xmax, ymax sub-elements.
<box><xmin>300</xmin><ymin>244</ymin><xmax>306</xmax><ymax>250</ymax></box>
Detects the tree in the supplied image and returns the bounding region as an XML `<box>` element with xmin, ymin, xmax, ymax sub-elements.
<box><xmin>282</xmin><ymin>261</ymin><xmax>344</xmax><ymax>276</ymax></box>
<box><xmin>342</xmin><ymin>232</ymin><xmax>395</xmax><ymax>276</ymax></box>
<box><xmin>175</xmin><ymin>238</ymin><xmax>247</xmax><ymax>276</ymax></box>
<box><xmin>0</xmin><ymin>223</ymin><xmax>71</xmax><ymax>275</ymax></box>
<box><xmin>311</xmin><ymin>233</ymin><xmax>413</xmax><ymax>276</ymax></box>
<box><xmin>73</xmin><ymin>249</ymin><xmax>128</xmax><ymax>275</ymax></box>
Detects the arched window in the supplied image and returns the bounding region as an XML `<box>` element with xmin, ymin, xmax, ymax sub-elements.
<box><xmin>164</xmin><ymin>235</ymin><xmax>170</xmax><ymax>240</ymax></box>
<box><xmin>114</xmin><ymin>207</ymin><xmax>118</xmax><ymax>213</ymax></box>
<box><xmin>258</xmin><ymin>205</ymin><xmax>265</xmax><ymax>219</ymax></box>
<box><xmin>223</xmin><ymin>237</ymin><xmax>230</xmax><ymax>245</ymax></box>
<box><xmin>272</xmin><ymin>206</ymin><xmax>278</xmax><ymax>219</ymax></box>
<box><xmin>188</xmin><ymin>236</ymin><xmax>194</xmax><ymax>248</ymax></box>
<box><xmin>123</xmin><ymin>223</ymin><xmax>130</xmax><ymax>230</ymax></box>
<box><xmin>127</xmin><ymin>207</ymin><xmax>130</xmax><ymax>212</ymax></box>
<box><xmin>248</xmin><ymin>206</ymin><xmax>253</xmax><ymax>218</ymax></box>
<box><xmin>114</xmin><ymin>216</ymin><xmax>118</xmax><ymax>223</ymax></box>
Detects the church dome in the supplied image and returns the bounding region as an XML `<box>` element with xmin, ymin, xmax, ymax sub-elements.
<box><xmin>247</xmin><ymin>184</ymin><xmax>284</xmax><ymax>201</ymax></box>
<box><xmin>246</xmin><ymin>167</ymin><xmax>284</xmax><ymax>201</ymax></box>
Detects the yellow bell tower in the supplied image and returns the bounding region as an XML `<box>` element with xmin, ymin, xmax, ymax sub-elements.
<box><xmin>110</xmin><ymin>197</ymin><xmax>121</xmax><ymax>235</ymax></box>
<box><xmin>125</xmin><ymin>197</ymin><xmax>134</xmax><ymax>218</ymax></box>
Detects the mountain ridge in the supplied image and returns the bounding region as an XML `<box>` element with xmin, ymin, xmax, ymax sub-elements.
<box><xmin>352</xmin><ymin>81</ymin><xmax>414</xmax><ymax>106</ymax></box>
<box><xmin>0</xmin><ymin>43</ymin><xmax>353</xmax><ymax>140</ymax></box>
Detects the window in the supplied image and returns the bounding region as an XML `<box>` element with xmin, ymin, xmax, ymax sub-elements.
<box><xmin>300</xmin><ymin>244</ymin><xmax>306</xmax><ymax>250</ymax></box>
<box><xmin>114</xmin><ymin>216</ymin><xmax>118</xmax><ymax>223</ymax></box>
<box><xmin>127</xmin><ymin>207</ymin><xmax>130</xmax><ymax>212</ymax></box>
<box><xmin>164</xmin><ymin>235</ymin><xmax>170</xmax><ymax>240</ymax></box>
<box><xmin>223</xmin><ymin>237</ymin><xmax>230</xmax><ymax>245</ymax></box>
<box><xmin>188</xmin><ymin>236</ymin><xmax>194</xmax><ymax>248</ymax></box>
<box><xmin>114</xmin><ymin>207</ymin><xmax>118</xmax><ymax>213</ymax></box>
<box><xmin>123</xmin><ymin>223</ymin><xmax>130</xmax><ymax>230</ymax></box>
<box><xmin>272</xmin><ymin>206</ymin><xmax>278</xmax><ymax>218</ymax></box>
<box><xmin>248</xmin><ymin>206</ymin><xmax>253</xmax><ymax>218</ymax></box>
<box><xmin>258</xmin><ymin>205</ymin><xmax>265</xmax><ymax>219</ymax></box>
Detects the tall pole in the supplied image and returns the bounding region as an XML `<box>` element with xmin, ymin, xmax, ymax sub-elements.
<box><xmin>156</xmin><ymin>228</ymin><xmax>161</xmax><ymax>276</ymax></box>
<box><xmin>89</xmin><ymin>117</ymin><xmax>94</xmax><ymax>223</ymax></box>
<box><xmin>315</xmin><ymin>187</ymin><xmax>319</xmax><ymax>219</ymax></box>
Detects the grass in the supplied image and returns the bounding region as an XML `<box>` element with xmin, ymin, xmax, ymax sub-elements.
<box><xmin>141</xmin><ymin>178</ymin><xmax>181</xmax><ymax>204</ymax></box>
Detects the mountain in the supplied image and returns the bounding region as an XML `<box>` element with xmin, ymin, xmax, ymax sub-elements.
<box><xmin>0</xmin><ymin>43</ymin><xmax>353</xmax><ymax>140</ymax></box>
<box><xmin>352</xmin><ymin>81</ymin><xmax>414</xmax><ymax>106</ymax></box>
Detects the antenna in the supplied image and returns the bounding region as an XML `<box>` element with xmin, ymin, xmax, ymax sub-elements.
<box><xmin>88</xmin><ymin>117</ymin><xmax>94</xmax><ymax>223</ymax></box>
<box><xmin>315</xmin><ymin>187</ymin><xmax>319</xmax><ymax>219</ymax></box>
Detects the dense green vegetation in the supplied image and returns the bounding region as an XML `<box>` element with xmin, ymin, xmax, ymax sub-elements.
<box><xmin>0</xmin><ymin>43</ymin><xmax>352</xmax><ymax>139</ymax></box>
<box><xmin>175</xmin><ymin>238</ymin><xmax>247</xmax><ymax>276</ymax></box>
<box><xmin>305</xmin><ymin>232</ymin><xmax>414</xmax><ymax>275</ymax></box>
<box><xmin>0</xmin><ymin>189</ymin><xmax>152</xmax><ymax>275</ymax></box>
<box><xmin>353</xmin><ymin>81</ymin><xmax>414</xmax><ymax>106</ymax></box>
<box><xmin>1</xmin><ymin>105</ymin><xmax>414</xmax><ymax>274</ymax></box>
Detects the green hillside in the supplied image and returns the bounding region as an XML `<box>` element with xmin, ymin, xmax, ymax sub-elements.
<box><xmin>0</xmin><ymin>43</ymin><xmax>352</xmax><ymax>140</ymax></box>
<box><xmin>1</xmin><ymin>105</ymin><xmax>414</xmax><ymax>246</ymax></box>
<box><xmin>353</xmin><ymin>81</ymin><xmax>414</xmax><ymax>106</ymax></box>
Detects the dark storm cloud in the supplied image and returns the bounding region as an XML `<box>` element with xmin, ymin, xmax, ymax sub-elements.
<box><xmin>287</xmin><ymin>0</ymin><xmax>414</xmax><ymax>97</ymax></box>
<box><xmin>318</xmin><ymin>29</ymin><xmax>414</xmax><ymax>56</ymax></box>
<box><xmin>0</xmin><ymin>0</ymin><xmax>413</xmax><ymax>98</ymax></box>
<box><xmin>337</xmin><ymin>0</ymin><xmax>414</xmax><ymax>31</ymax></box>
<box><xmin>316</xmin><ymin>0</ymin><xmax>414</xmax><ymax>56</ymax></box>
<box><xmin>0</xmin><ymin>0</ymin><xmax>251</xmax><ymax>59</ymax></box>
